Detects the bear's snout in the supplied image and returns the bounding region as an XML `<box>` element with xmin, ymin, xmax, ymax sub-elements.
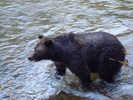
<box><xmin>28</xmin><ymin>56</ymin><xmax>33</xmax><ymax>61</ymax></box>
<box><xmin>28</xmin><ymin>52</ymin><xmax>35</xmax><ymax>61</ymax></box>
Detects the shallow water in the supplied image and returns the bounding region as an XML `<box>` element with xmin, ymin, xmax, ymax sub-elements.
<box><xmin>0</xmin><ymin>0</ymin><xmax>133</xmax><ymax>100</ymax></box>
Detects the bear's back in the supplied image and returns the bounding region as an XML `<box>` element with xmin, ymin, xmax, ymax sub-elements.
<box><xmin>75</xmin><ymin>32</ymin><xmax>124</xmax><ymax>50</ymax></box>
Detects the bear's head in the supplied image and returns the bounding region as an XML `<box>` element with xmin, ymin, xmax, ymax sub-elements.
<box><xmin>28</xmin><ymin>35</ymin><xmax>58</xmax><ymax>61</ymax></box>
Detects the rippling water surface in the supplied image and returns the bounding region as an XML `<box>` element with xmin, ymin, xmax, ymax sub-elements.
<box><xmin>0</xmin><ymin>0</ymin><xmax>133</xmax><ymax>100</ymax></box>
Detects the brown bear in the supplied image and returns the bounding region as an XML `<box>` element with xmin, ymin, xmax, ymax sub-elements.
<box><xmin>28</xmin><ymin>32</ymin><xmax>125</xmax><ymax>87</ymax></box>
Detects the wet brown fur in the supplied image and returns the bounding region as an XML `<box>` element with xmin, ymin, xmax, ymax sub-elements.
<box><xmin>29</xmin><ymin>32</ymin><xmax>126</xmax><ymax>87</ymax></box>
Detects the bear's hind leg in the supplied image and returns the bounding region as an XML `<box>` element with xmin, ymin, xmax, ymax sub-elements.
<box><xmin>98</xmin><ymin>47</ymin><xmax>124</xmax><ymax>83</ymax></box>
<box><xmin>99</xmin><ymin>60</ymin><xmax>122</xmax><ymax>83</ymax></box>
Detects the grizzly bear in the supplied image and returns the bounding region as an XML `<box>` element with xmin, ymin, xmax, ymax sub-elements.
<box><xmin>28</xmin><ymin>32</ymin><xmax>125</xmax><ymax>87</ymax></box>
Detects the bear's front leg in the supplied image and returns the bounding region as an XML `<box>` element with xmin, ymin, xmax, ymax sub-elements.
<box><xmin>54</xmin><ymin>61</ymin><xmax>66</xmax><ymax>76</ymax></box>
<box><xmin>75</xmin><ymin>68</ymin><xmax>91</xmax><ymax>88</ymax></box>
<box><xmin>68</xmin><ymin>61</ymin><xmax>91</xmax><ymax>88</ymax></box>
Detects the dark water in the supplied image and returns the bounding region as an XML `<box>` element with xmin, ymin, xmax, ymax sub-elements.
<box><xmin>0</xmin><ymin>0</ymin><xmax>133</xmax><ymax>100</ymax></box>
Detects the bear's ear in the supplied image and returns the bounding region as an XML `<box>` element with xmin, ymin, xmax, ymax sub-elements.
<box><xmin>38</xmin><ymin>35</ymin><xmax>44</xmax><ymax>39</ymax></box>
<box><xmin>45</xmin><ymin>40</ymin><xmax>53</xmax><ymax>47</ymax></box>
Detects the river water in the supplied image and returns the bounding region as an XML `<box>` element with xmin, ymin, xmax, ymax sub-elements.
<box><xmin>0</xmin><ymin>0</ymin><xmax>133</xmax><ymax>100</ymax></box>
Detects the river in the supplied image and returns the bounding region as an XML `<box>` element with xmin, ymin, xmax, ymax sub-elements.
<box><xmin>0</xmin><ymin>0</ymin><xmax>133</xmax><ymax>100</ymax></box>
